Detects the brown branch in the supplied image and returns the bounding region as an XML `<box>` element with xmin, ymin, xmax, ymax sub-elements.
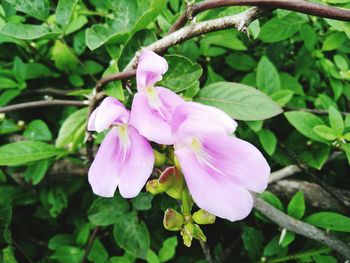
<box><xmin>170</xmin><ymin>0</ymin><xmax>350</xmax><ymax>33</ymax></box>
<box><xmin>0</xmin><ymin>99</ymin><xmax>88</xmax><ymax>113</ymax></box>
<box><xmin>285</xmin><ymin>106</ymin><xmax>349</xmax><ymax>116</ymax></box>
<box><xmin>253</xmin><ymin>196</ymin><xmax>350</xmax><ymax>259</ymax></box>
<box><xmin>200</xmin><ymin>241</ymin><xmax>213</xmax><ymax>263</ymax></box>
<box><xmin>95</xmin><ymin>69</ymin><xmax>136</xmax><ymax>93</ymax></box>
<box><xmin>81</xmin><ymin>227</ymin><xmax>99</xmax><ymax>263</ymax></box>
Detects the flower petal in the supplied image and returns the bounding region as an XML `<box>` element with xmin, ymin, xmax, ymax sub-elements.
<box><xmin>118</xmin><ymin>126</ymin><xmax>155</xmax><ymax>198</ymax></box>
<box><xmin>175</xmin><ymin>146</ymin><xmax>254</xmax><ymax>221</ymax></box>
<box><xmin>87</xmin><ymin>107</ymin><xmax>98</xmax><ymax>131</ymax></box>
<box><xmin>172</xmin><ymin>102</ymin><xmax>237</xmax><ymax>142</ymax></box>
<box><xmin>137</xmin><ymin>50</ymin><xmax>168</xmax><ymax>91</ymax></box>
<box><xmin>200</xmin><ymin>135</ymin><xmax>270</xmax><ymax>193</ymax></box>
<box><xmin>88</xmin><ymin>127</ymin><xmax>121</xmax><ymax>197</ymax></box>
<box><xmin>130</xmin><ymin>92</ymin><xmax>174</xmax><ymax>144</ymax></box>
<box><xmin>94</xmin><ymin>97</ymin><xmax>130</xmax><ymax>133</ymax></box>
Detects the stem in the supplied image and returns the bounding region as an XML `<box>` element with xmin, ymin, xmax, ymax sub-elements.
<box><xmin>181</xmin><ymin>186</ymin><xmax>193</xmax><ymax>218</ymax></box>
<box><xmin>267</xmin><ymin>247</ymin><xmax>332</xmax><ymax>263</ymax></box>
<box><xmin>80</xmin><ymin>227</ymin><xmax>99</xmax><ymax>263</ymax></box>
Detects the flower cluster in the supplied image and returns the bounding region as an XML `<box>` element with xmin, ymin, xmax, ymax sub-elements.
<box><xmin>88</xmin><ymin>50</ymin><xmax>270</xmax><ymax>225</ymax></box>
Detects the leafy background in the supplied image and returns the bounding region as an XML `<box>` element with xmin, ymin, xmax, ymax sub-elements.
<box><xmin>0</xmin><ymin>0</ymin><xmax>350</xmax><ymax>262</ymax></box>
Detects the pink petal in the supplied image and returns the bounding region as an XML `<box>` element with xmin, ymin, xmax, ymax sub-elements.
<box><xmin>87</xmin><ymin>107</ymin><xmax>98</xmax><ymax>131</ymax></box>
<box><xmin>88</xmin><ymin>127</ymin><xmax>121</xmax><ymax>197</ymax></box>
<box><xmin>94</xmin><ymin>97</ymin><xmax>130</xmax><ymax>133</ymax></box>
<box><xmin>200</xmin><ymin>135</ymin><xmax>270</xmax><ymax>193</ymax></box>
<box><xmin>118</xmin><ymin>126</ymin><xmax>155</xmax><ymax>198</ymax></box>
<box><xmin>129</xmin><ymin>92</ymin><xmax>174</xmax><ymax>145</ymax></box>
<box><xmin>172</xmin><ymin>102</ymin><xmax>237</xmax><ymax>142</ymax></box>
<box><xmin>137</xmin><ymin>50</ymin><xmax>168</xmax><ymax>91</ymax></box>
<box><xmin>175</xmin><ymin>146</ymin><xmax>254</xmax><ymax>221</ymax></box>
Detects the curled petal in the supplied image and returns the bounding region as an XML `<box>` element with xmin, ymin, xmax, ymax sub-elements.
<box><xmin>172</xmin><ymin>102</ymin><xmax>237</xmax><ymax>142</ymax></box>
<box><xmin>130</xmin><ymin>89</ymin><xmax>184</xmax><ymax>145</ymax></box>
<box><xmin>89</xmin><ymin>97</ymin><xmax>130</xmax><ymax>133</ymax></box>
<box><xmin>137</xmin><ymin>50</ymin><xmax>168</xmax><ymax>91</ymax></box>
<box><xmin>200</xmin><ymin>135</ymin><xmax>270</xmax><ymax>193</ymax></box>
<box><xmin>175</xmin><ymin>146</ymin><xmax>254</xmax><ymax>221</ymax></box>
<box><xmin>88</xmin><ymin>127</ymin><xmax>121</xmax><ymax>197</ymax></box>
<box><xmin>118</xmin><ymin>126</ymin><xmax>155</xmax><ymax>198</ymax></box>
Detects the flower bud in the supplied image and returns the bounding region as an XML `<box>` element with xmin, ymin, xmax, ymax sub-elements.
<box><xmin>154</xmin><ymin>150</ymin><xmax>167</xmax><ymax>167</ymax></box>
<box><xmin>146</xmin><ymin>179</ymin><xmax>163</xmax><ymax>195</ymax></box>
<box><xmin>193</xmin><ymin>224</ymin><xmax>207</xmax><ymax>242</ymax></box>
<box><xmin>163</xmin><ymin>208</ymin><xmax>184</xmax><ymax>231</ymax></box>
<box><xmin>181</xmin><ymin>223</ymin><xmax>194</xmax><ymax>247</ymax></box>
<box><xmin>193</xmin><ymin>209</ymin><xmax>216</xmax><ymax>225</ymax></box>
<box><xmin>159</xmin><ymin>167</ymin><xmax>183</xmax><ymax>199</ymax></box>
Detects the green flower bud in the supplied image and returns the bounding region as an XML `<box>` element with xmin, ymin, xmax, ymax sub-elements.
<box><xmin>154</xmin><ymin>150</ymin><xmax>167</xmax><ymax>167</ymax></box>
<box><xmin>193</xmin><ymin>209</ymin><xmax>216</xmax><ymax>225</ymax></box>
<box><xmin>181</xmin><ymin>223</ymin><xmax>194</xmax><ymax>247</ymax></box>
<box><xmin>146</xmin><ymin>179</ymin><xmax>163</xmax><ymax>195</ymax></box>
<box><xmin>163</xmin><ymin>208</ymin><xmax>184</xmax><ymax>231</ymax></box>
<box><xmin>193</xmin><ymin>224</ymin><xmax>207</xmax><ymax>242</ymax></box>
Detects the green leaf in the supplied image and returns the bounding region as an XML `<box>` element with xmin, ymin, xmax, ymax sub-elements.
<box><xmin>256</xmin><ymin>56</ymin><xmax>280</xmax><ymax>94</ymax></box>
<box><xmin>51</xmin><ymin>40</ymin><xmax>79</xmax><ymax>72</ymax></box>
<box><xmin>344</xmin><ymin>132</ymin><xmax>350</xmax><ymax>141</ymax></box>
<box><xmin>322</xmin><ymin>32</ymin><xmax>346</xmax><ymax>51</ymax></box>
<box><xmin>241</xmin><ymin>227</ymin><xmax>263</xmax><ymax>260</ymax></box>
<box><xmin>284</xmin><ymin>111</ymin><xmax>325</xmax><ymax>142</ymax></box>
<box><xmin>131</xmin><ymin>192</ymin><xmax>153</xmax><ymax>211</ymax></box>
<box><xmin>48</xmin><ymin>234</ymin><xmax>75</xmax><ymax>250</ymax></box>
<box><xmin>299</xmin><ymin>24</ymin><xmax>317</xmax><ymax>51</ymax></box>
<box><xmin>0</xmin><ymin>141</ymin><xmax>64</xmax><ymax>166</ymax></box>
<box><xmin>345</xmin><ymin>114</ymin><xmax>350</xmax><ymax>127</ymax></box>
<box><xmin>113</xmin><ymin>212</ymin><xmax>150</xmax><ymax>259</ymax></box>
<box><xmin>147</xmin><ymin>250</ymin><xmax>160</xmax><ymax>263</ymax></box>
<box><xmin>159</xmin><ymin>55</ymin><xmax>202</xmax><ymax>93</ymax></box>
<box><xmin>56</xmin><ymin>108</ymin><xmax>88</xmax><ymax>150</ymax></box>
<box><xmin>24</xmin><ymin>159</ymin><xmax>50</xmax><ymax>185</ymax></box>
<box><xmin>271</xmin><ymin>90</ymin><xmax>294</xmax><ymax>106</ymax></box>
<box><xmin>279</xmin><ymin>229</ymin><xmax>295</xmax><ymax>248</ymax></box>
<box><xmin>195</xmin><ymin>82</ymin><xmax>282</xmax><ymax>121</ymax></box>
<box><xmin>225</xmin><ymin>53</ymin><xmax>257</xmax><ymax>72</ymax></box>
<box><xmin>87</xmin><ymin>239</ymin><xmax>108</xmax><ymax>263</ymax></box>
<box><xmin>334</xmin><ymin>55</ymin><xmax>348</xmax><ymax>72</ymax></box>
<box><xmin>88</xmin><ymin>195</ymin><xmax>129</xmax><ymax>226</ymax></box>
<box><xmin>23</xmin><ymin>119</ymin><xmax>52</xmax><ymax>141</ymax></box>
<box><xmin>2</xmin><ymin>246</ymin><xmax>18</xmax><ymax>263</ymax></box>
<box><xmin>158</xmin><ymin>237</ymin><xmax>178</xmax><ymax>262</ymax></box>
<box><xmin>313</xmin><ymin>125</ymin><xmax>337</xmax><ymax>141</ymax></box>
<box><xmin>342</xmin><ymin>144</ymin><xmax>350</xmax><ymax>165</ymax></box>
<box><xmin>0</xmin><ymin>23</ymin><xmax>57</xmax><ymax>40</ymax></box>
<box><xmin>328</xmin><ymin>106</ymin><xmax>344</xmax><ymax>135</ymax></box>
<box><xmin>56</xmin><ymin>0</ymin><xmax>79</xmax><ymax>29</ymax></box>
<box><xmin>260</xmin><ymin>13</ymin><xmax>305</xmax><ymax>43</ymax></box>
<box><xmin>287</xmin><ymin>191</ymin><xmax>305</xmax><ymax>219</ymax></box>
<box><xmin>258</xmin><ymin>129</ymin><xmax>277</xmax><ymax>156</ymax></box>
<box><xmin>263</xmin><ymin>236</ymin><xmax>288</xmax><ymax>257</ymax></box>
<box><xmin>0</xmin><ymin>77</ymin><xmax>17</xmax><ymax>89</ymax></box>
<box><xmin>299</xmin><ymin>142</ymin><xmax>330</xmax><ymax>170</ymax></box>
<box><xmin>50</xmin><ymin>246</ymin><xmax>84</xmax><ymax>263</ymax></box>
<box><xmin>260</xmin><ymin>191</ymin><xmax>284</xmax><ymax>212</ymax></box>
<box><xmin>4</xmin><ymin>0</ymin><xmax>50</xmax><ymax>20</ymax></box>
<box><xmin>304</xmin><ymin>212</ymin><xmax>350</xmax><ymax>232</ymax></box>
<box><xmin>0</xmin><ymin>204</ymin><xmax>12</xmax><ymax>243</ymax></box>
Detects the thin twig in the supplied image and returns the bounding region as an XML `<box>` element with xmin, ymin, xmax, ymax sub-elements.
<box><xmin>95</xmin><ymin>69</ymin><xmax>136</xmax><ymax>93</ymax></box>
<box><xmin>80</xmin><ymin>226</ymin><xmax>99</xmax><ymax>263</ymax></box>
<box><xmin>0</xmin><ymin>99</ymin><xmax>88</xmax><ymax>113</ymax></box>
<box><xmin>12</xmin><ymin>238</ymin><xmax>34</xmax><ymax>263</ymax></box>
<box><xmin>169</xmin><ymin>0</ymin><xmax>350</xmax><ymax>33</ymax></box>
<box><xmin>200</xmin><ymin>241</ymin><xmax>213</xmax><ymax>263</ymax></box>
<box><xmin>285</xmin><ymin>106</ymin><xmax>349</xmax><ymax>116</ymax></box>
<box><xmin>253</xmin><ymin>197</ymin><xmax>350</xmax><ymax>259</ymax></box>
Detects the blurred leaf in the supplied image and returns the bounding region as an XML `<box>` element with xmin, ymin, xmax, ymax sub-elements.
<box><xmin>159</xmin><ymin>55</ymin><xmax>202</xmax><ymax>93</ymax></box>
<box><xmin>88</xmin><ymin>195</ymin><xmax>129</xmax><ymax>226</ymax></box>
<box><xmin>263</xmin><ymin>235</ymin><xmax>288</xmax><ymax>257</ymax></box>
<box><xmin>56</xmin><ymin>0</ymin><xmax>79</xmax><ymax>29</ymax></box>
<box><xmin>304</xmin><ymin>212</ymin><xmax>350</xmax><ymax>232</ymax></box>
<box><xmin>279</xmin><ymin>229</ymin><xmax>295</xmax><ymax>247</ymax></box>
<box><xmin>2</xmin><ymin>246</ymin><xmax>18</xmax><ymax>263</ymax></box>
<box><xmin>0</xmin><ymin>204</ymin><xmax>12</xmax><ymax>243</ymax></box>
<box><xmin>56</xmin><ymin>108</ymin><xmax>88</xmax><ymax>150</ymax></box>
<box><xmin>87</xmin><ymin>239</ymin><xmax>108</xmax><ymax>263</ymax></box>
<box><xmin>241</xmin><ymin>227</ymin><xmax>263</xmax><ymax>260</ymax></box>
<box><xmin>342</xmin><ymin>144</ymin><xmax>350</xmax><ymax>165</ymax></box>
<box><xmin>196</xmin><ymin>82</ymin><xmax>282</xmax><ymax>121</ymax></box>
<box><xmin>113</xmin><ymin>212</ymin><xmax>150</xmax><ymax>259</ymax></box>
<box><xmin>147</xmin><ymin>250</ymin><xmax>160</xmax><ymax>263</ymax></box>
<box><xmin>258</xmin><ymin>129</ymin><xmax>277</xmax><ymax>156</ymax></box>
<box><xmin>158</xmin><ymin>236</ymin><xmax>178</xmax><ymax>262</ymax></box>
<box><xmin>260</xmin><ymin>13</ymin><xmax>305</xmax><ymax>43</ymax></box>
<box><xmin>24</xmin><ymin>159</ymin><xmax>50</xmax><ymax>185</ymax></box>
<box><xmin>284</xmin><ymin>111</ymin><xmax>325</xmax><ymax>142</ymax></box>
<box><xmin>4</xmin><ymin>0</ymin><xmax>50</xmax><ymax>20</ymax></box>
<box><xmin>50</xmin><ymin>246</ymin><xmax>84</xmax><ymax>263</ymax></box>
<box><xmin>132</xmin><ymin>192</ymin><xmax>153</xmax><ymax>211</ymax></box>
<box><xmin>322</xmin><ymin>32</ymin><xmax>346</xmax><ymax>51</ymax></box>
<box><xmin>51</xmin><ymin>40</ymin><xmax>79</xmax><ymax>72</ymax></box>
<box><xmin>260</xmin><ymin>191</ymin><xmax>284</xmax><ymax>212</ymax></box>
<box><xmin>287</xmin><ymin>191</ymin><xmax>305</xmax><ymax>219</ymax></box>
<box><xmin>0</xmin><ymin>77</ymin><xmax>17</xmax><ymax>89</ymax></box>
<box><xmin>256</xmin><ymin>56</ymin><xmax>281</xmax><ymax>94</ymax></box>
<box><xmin>313</xmin><ymin>125</ymin><xmax>337</xmax><ymax>141</ymax></box>
<box><xmin>23</xmin><ymin>119</ymin><xmax>52</xmax><ymax>141</ymax></box>
<box><xmin>271</xmin><ymin>90</ymin><xmax>294</xmax><ymax>106</ymax></box>
<box><xmin>0</xmin><ymin>23</ymin><xmax>57</xmax><ymax>40</ymax></box>
<box><xmin>48</xmin><ymin>234</ymin><xmax>75</xmax><ymax>250</ymax></box>
<box><xmin>328</xmin><ymin>106</ymin><xmax>344</xmax><ymax>135</ymax></box>
<box><xmin>0</xmin><ymin>141</ymin><xmax>64</xmax><ymax>166</ymax></box>
<box><xmin>225</xmin><ymin>53</ymin><xmax>257</xmax><ymax>72</ymax></box>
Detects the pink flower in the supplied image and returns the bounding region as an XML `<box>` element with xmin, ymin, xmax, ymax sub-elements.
<box><xmin>130</xmin><ymin>50</ymin><xmax>184</xmax><ymax>145</ymax></box>
<box><xmin>87</xmin><ymin>97</ymin><xmax>154</xmax><ymax>198</ymax></box>
<box><xmin>172</xmin><ymin>102</ymin><xmax>270</xmax><ymax>221</ymax></box>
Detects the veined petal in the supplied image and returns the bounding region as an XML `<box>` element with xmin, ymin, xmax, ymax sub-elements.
<box><xmin>137</xmin><ymin>50</ymin><xmax>168</xmax><ymax>91</ymax></box>
<box><xmin>200</xmin><ymin>135</ymin><xmax>270</xmax><ymax>193</ymax></box>
<box><xmin>130</xmin><ymin>92</ymin><xmax>174</xmax><ymax>144</ymax></box>
<box><xmin>175</xmin><ymin>146</ymin><xmax>254</xmax><ymax>221</ymax></box>
<box><xmin>172</xmin><ymin>102</ymin><xmax>237</xmax><ymax>142</ymax></box>
<box><xmin>118</xmin><ymin>126</ymin><xmax>155</xmax><ymax>198</ymax></box>
<box><xmin>88</xmin><ymin>127</ymin><xmax>121</xmax><ymax>197</ymax></box>
<box><xmin>93</xmin><ymin>97</ymin><xmax>130</xmax><ymax>133</ymax></box>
